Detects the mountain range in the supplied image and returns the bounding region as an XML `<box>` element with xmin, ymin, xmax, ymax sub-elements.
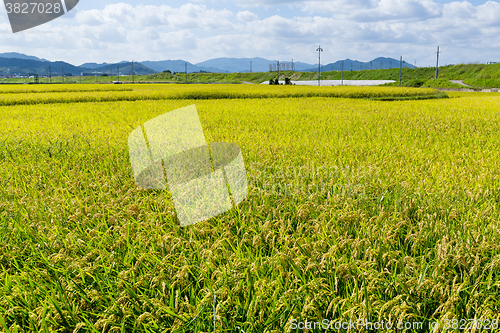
<box><xmin>0</xmin><ymin>52</ymin><xmax>415</xmax><ymax>76</ymax></box>
<box><xmin>0</xmin><ymin>52</ymin><xmax>49</xmax><ymax>62</ymax></box>
<box><xmin>313</xmin><ymin>57</ymin><xmax>415</xmax><ymax>72</ymax></box>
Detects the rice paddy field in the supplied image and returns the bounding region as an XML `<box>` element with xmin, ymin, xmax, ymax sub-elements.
<box><xmin>1</xmin><ymin>84</ymin><xmax>500</xmax><ymax>332</ymax></box>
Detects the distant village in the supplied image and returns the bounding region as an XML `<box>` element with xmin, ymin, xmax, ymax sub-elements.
<box><xmin>0</xmin><ymin>70</ymin><xmax>118</xmax><ymax>79</ymax></box>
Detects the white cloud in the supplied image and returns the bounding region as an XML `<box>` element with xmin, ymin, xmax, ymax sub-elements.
<box><xmin>474</xmin><ymin>1</ymin><xmax>500</xmax><ymax>26</ymax></box>
<box><xmin>301</xmin><ymin>0</ymin><xmax>441</xmax><ymax>21</ymax></box>
<box><xmin>232</xmin><ymin>0</ymin><xmax>305</xmax><ymax>7</ymax></box>
<box><xmin>76</xmin><ymin>9</ymin><xmax>106</xmax><ymax>26</ymax></box>
<box><xmin>0</xmin><ymin>1</ymin><xmax>499</xmax><ymax>66</ymax></box>
<box><xmin>237</xmin><ymin>11</ymin><xmax>258</xmax><ymax>22</ymax></box>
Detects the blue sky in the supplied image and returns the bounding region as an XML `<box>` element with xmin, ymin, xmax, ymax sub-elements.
<box><xmin>0</xmin><ymin>0</ymin><xmax>498</xmax><ymax>66</ymax></box>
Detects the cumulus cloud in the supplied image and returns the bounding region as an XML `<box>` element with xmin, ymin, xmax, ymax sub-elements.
<box><xmin>237</xmin><ymin>11</ymin><xmax>258</xmax><ymax>22</ymax></box>
<box><xmin>231</xmin><ymin>0</ymin><xmax>306</xmax><ymax>7</ymax></box>
<box><xmin>300</xmin><ymin>0</ymin><xmax>441</xmax><ymax>21</ymax></box>
<box><xmin>0</xmin><ymin>1</ymin><xmax>499</xmax><ymax>66</ymax></box>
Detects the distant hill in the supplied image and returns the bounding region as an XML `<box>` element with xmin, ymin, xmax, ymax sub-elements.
<box><xmin>79</xmin><ymin>62</ymin><xmax>111</xmax><ymax>69</ymax></box>
<box><xmin>194</xmin><ymin>57</ymin><xmax>313</xmax><ymax>73</ymax></box>
<box><xmin>144</xmin><ymin>57</ymin><xmax>314</xmax><ymax>73</ymax></box>
<box><xmin>0</xmin><ymin>52</ymin><xmax>418</xmax><ymax>75</ymax></box>
<box><xmin>140</xmin><ymin>60</ymin><xmax>221</xmax><ymax>73</ymax></box>
<box><xmin>0</xmin><ymin>58</ymin><xmax>87</xmax><ymax>75</ymax></box>
<box><xmin>0</xmin><ymin>52</ymin><xmax>48</xmax><ymax>62</ymax></box>
<box><xmin>0</xmin><ymin>57</ymin><xmax>156</xmax><ymax>76</ymax></box>
<box><xmin>90</xmin><ymin>62</ymin><xmax>156</xmax><ymax>76</ymax></box>
<box><xmin>303</xmin><ymin>57</ymin><xmax>416</xmax><ymax>72</ymax></box>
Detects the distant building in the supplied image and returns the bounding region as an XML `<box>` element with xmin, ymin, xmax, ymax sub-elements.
<box><xmin>82</xmin><ymin>71</ymin><xmax>103</xmax><ymax>76</ymax></box>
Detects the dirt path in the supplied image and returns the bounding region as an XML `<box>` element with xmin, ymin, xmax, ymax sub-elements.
<box><xmin>450</xmin><ymin>80</ymin><xmax>472</xmax><ymax>87</ymax></box>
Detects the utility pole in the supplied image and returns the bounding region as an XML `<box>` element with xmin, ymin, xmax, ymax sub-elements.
<box><xmin>277</xmin><ymin>61</ymin><xmax>280</xmax><ymax>83</ymax></box>
<box><xmin>380</xmin><ymin>61</ymin><xmax>382</xmax><ymax>70</ymax></box>
<box><xmin>316</xmin><ymin>45</ymin><xmax>323</xmax><ymax>86</ymax></box>
<box><xmin>292</xmin><ymin>59</ymin><xmax>294</xmax><ymax>72</ymax></box>
<box><xmin>435</xmin><ymin>46</ymin><xmax>440</xmax><ymax>79</ymax></box>
<box><xmin>132</xmin><ymin>61</ymin><xmax>134</xmax><ymax>83</ymax></box>
<box><xmin>49</xmin><ymin>66</ymin><xmax>51</xmax><ymax>83</ymax></box>
<box><xmin>62</xmin><ymin>66</ymin><xmax>64</xmax><ymax>83</ymax></box>
<box><xmin>117</xmin><ymin>65</ymin><xmax>119</xmax><ymax>83</ymax></box>
<box><xmin>110</xmin><ymin>67</ymin><xmax>112</xmax><ymax>83</ymax></box>
<box><xmin>370</xmin><ymin>61</ymin><xmax>372</xmax><ymax>70</ymax></box>
<box><xmin>250</xmin><ymin>61</ymin><xmax>252</xmax><ymax>73</ymax></box>
<box><xmin>185</xmin><ymin>62</ymin><xmax>187</xmax><ymax>83</ymax></box>
<box><xmin>341</xmin><ymin>60</ymin><xmax>344</xmax><ymax>86</ymax></box>
<box><xmin>399</xmin><ymin>56</ymin><xmax>402</xmax><ymax>87</ymax></box>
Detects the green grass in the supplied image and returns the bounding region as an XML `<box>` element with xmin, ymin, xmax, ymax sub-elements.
<box><xmin>382</xmin><ymin>78</ymin><xmax>466</xmax><ymax>89</ymax></box>
<box><xmin>1</xmin><ymin>87</ymin><xmax>500</xmax><ymax>332</ymax></box>
<box><xmin>420</xmin><ymin>79</ymin><xmax>466</xmax><ymax>89</ymax></box>
<box><xmin>2</xmin><ymin>62</ymin><xmax>500</xmax><ymax>88</ymax></box>
<box><xmin>462</xmin><ymin>78</ymin><xmax>500</xmax><ymax>89</ymax></box>
<box><xmin>0</xmin><ymin>84</ymin><xmax>444</xmax><ymax>107</ymax></box>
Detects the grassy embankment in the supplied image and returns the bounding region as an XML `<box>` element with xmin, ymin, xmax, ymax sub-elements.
<box><xmin>1</xmin><ymin>62</ymin><xmax>500</xmax><ymax>88</ymax></box>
